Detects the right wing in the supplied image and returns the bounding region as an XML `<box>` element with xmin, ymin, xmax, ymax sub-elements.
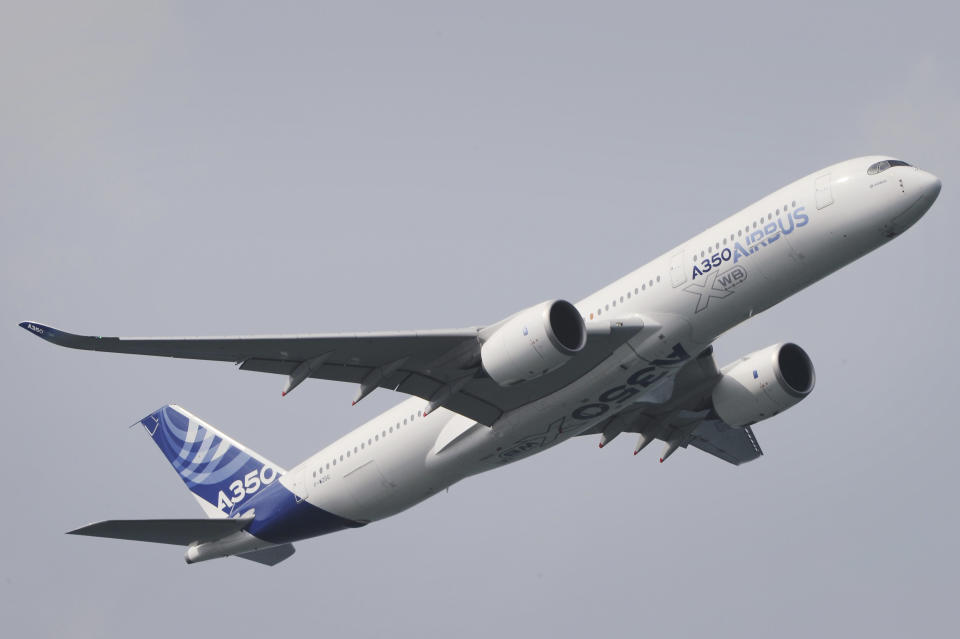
<box><xmin>686</xmin><ymin>419</ymin><xmax>763</xmax><ymax>465</ymax></box>
<box><xmin>578</xmin><ymin>346</ymin><xmax>763</xmax><ymax>465</ymax></box>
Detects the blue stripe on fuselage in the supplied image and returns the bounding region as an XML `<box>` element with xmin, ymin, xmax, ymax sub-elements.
<box><xmin>234</xmin><ymin>480</ymin><xmax>365</xmax><ymax>544</ymax></box>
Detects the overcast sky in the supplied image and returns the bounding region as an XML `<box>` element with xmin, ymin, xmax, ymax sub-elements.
<box><xmin>2</xmin><ymin>2</ymin><xmax>958</xmax><ymax>637</ymax></box>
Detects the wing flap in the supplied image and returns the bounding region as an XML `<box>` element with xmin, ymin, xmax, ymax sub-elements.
<box><xmin>687</xmin><ymin>422</ymin><xmax>763</xmax><ymax>465</ymax></box>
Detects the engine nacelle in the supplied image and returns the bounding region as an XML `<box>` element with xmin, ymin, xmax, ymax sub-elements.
<box><xmin>481</xmin><ymin>300</ymin><xmax>587</xmax><ymax>386</ymax></box>
<box><xmin>711</xmin><ymin>343</ymin><xmax>815</xmax><ymax>428</ymax></box>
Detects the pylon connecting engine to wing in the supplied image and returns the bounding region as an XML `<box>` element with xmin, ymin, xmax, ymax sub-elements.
<box><xmin>479</xmin><ymin>300</ymin><xmax>587</xmax><ymax>386</ymax></box>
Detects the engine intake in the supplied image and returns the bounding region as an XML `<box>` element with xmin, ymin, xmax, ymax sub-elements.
<box><xmin>481</xmin><ymin>300</ymin><xmax>586</xmax><ymax>386</ymax></box>
<box><xmin>711</xmin><ymin>343</ymin><xmax>815</xmax><ymax>428</ymax></box>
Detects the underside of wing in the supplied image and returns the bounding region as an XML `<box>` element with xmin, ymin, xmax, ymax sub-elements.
<box><xmin>237</xmin><ymin>543</ymin><xmax>296</xmax><ymax>566</ymax></box>
<box><xmin>579</xmin><ymin>346</ymin><xmax>764</xmax><ymax>466</ymax></box>
<box><xmin>687</xmin><ymin>420</ymin><xmax>763</xmax><ymax>465</ymax></box>
<box><xmin>20</xmin><ymin>318</ymin><xmax>650</xmax><ymax>425</ymax></box>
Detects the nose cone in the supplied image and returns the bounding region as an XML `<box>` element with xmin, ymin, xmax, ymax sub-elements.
<box><xmin>881</xmin><ymin>169</ymin><xmax>942</xmax><ymax>237</ymax></box>
<box><xmin>921</xmin><ymin>170</ymin><xmax>942</xmax><ymax>203</ymax></box>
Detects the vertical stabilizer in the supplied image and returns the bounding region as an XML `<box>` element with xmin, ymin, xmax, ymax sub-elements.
<box><xmin>140</xmin><ymin>405</ymin><xmax>286</xmax><ymax>518</ymax></box>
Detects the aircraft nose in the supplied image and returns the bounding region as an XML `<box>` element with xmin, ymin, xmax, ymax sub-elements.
<box><xmin>880</xmin><ymin>169</ymin><xmax>941</xmax><ymax>237</ymax></box>
<box><xmin>920</xmin><ymin>170</ymin><xmax>942</xmax><ymax>203</ymax></box>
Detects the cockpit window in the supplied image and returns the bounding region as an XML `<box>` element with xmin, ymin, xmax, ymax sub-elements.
<box><xmin>867</xmin><ymin>159</ymin><xmax>912</xmax><ymax>175</ymax></box>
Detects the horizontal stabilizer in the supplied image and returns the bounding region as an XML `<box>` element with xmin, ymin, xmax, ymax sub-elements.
<box><xmin>238</xmin><ymin>543</ymin><xmax>296</xmax><ymax>566</ymax></box>
<box><xmin>68</xmin><ymin>518</ymin><xmax>249</xmax><ymax>546</ymax></box>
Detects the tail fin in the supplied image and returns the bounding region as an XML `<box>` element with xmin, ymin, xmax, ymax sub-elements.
<box><xmin>140</xmin><ymin>405</ymin><xmax>286</xmax><ymax>518</ymax></box>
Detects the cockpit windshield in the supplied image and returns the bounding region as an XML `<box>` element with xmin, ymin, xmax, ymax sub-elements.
<box><xmin>867</xmin><ymin>159</ymin><xmax>912</xmax><ymax>175</ymax></box>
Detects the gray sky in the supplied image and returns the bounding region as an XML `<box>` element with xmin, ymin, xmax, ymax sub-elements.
<box><xmin>2</xmin><ymin>2</ymin><xmax>958</xmax><ymax>637</ymax></box>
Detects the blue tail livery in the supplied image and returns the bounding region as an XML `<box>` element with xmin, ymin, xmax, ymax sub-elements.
<box><xmin>141</xmin><ymin>405</ymin><xmax>286</xmax><ymax>518</ymax></box>
<box><xmin>66</xmin><ymin>405</ymin><xmax>362</xmax><ymax>565</ymax></box>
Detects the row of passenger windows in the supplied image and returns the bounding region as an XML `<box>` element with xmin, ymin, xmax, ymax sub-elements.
<box><xmin>692</xmin><ymin>200</ymin><xmax>798</xmax><ymax>261</ymax></box>
<box><xmin>583</xmin><ymin>196</ymin><xmax>803</xmax><ymax>319</ymax></box>
<box><xmin>587</xmin><ymin>275</ymin><xmax>662</xmax><ymax>321</ymax></box>
<box><xmin>312</xmin><ymin>410</ymin><xmax>420</xmax><ymax>478</ymax></box>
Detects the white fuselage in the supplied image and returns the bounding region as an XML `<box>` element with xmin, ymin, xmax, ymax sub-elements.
<box><xmin>280</xmin><ymin>157</ymin><xmax>940</xmax><ymax>525</ymax></box>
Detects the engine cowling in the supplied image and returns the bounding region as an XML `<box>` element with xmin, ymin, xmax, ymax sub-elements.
<box><xmin>711</xmin><ymin>343</ymin><xmax>815</xmax><ymax>428</ymax></box>
<box><xmin>481</xmin><ymin>300</ymin><xmax>587</xmax><ymax>386</ymax></box>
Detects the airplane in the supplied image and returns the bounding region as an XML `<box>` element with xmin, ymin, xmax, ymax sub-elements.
<box><xmin>20</xmin><ymin>156</ymin><xmax>941</xmax><ymax>566</ymax></box>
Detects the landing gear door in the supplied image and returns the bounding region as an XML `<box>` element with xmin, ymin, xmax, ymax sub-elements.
<box><xmin>815</xmin><ymin>173</ymin><xmax>834</xmax><ymax>210</ymax></box>
<box><xmin>670</xmin><ymin>250</ymin><xmax>687</xmax><ymax>287</ymax></box>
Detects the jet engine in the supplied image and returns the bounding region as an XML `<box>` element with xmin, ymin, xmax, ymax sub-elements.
<box><xmin>711</xmin><ymin>343</ymin><xmax>815</xmax><ymax>427</ymax></box>
<box><xmin>481</xmin><ymin>300</ymin><xmax>587</xmax><ymax>386</ymax></box>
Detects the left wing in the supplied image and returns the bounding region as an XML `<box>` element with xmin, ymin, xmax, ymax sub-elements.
<box><xmin>19</xmin><ymin>318</ymin><xmax>649</xmax><ymax>426</ymax></box>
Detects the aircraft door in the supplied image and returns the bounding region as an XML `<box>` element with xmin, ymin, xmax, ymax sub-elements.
<box><xmin>815</xmin><ymin>173</ymin><xmax>834</xmax><ymax>209</ymax></box>
<box><xmin>291</xmin><ymin>468</ymin><xmax>309</xmax><ymax>503</ymax></box>
<box><xmin>670</xmin><ymin>250</ymin><xmax>687</xmax><ymax>287</ymax></box>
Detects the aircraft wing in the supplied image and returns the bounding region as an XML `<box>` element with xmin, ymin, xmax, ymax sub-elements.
<box><xmin>19</xmin><ymin>319</ymin><xmax>645</xmax><ymax>425</ymax></box>
<box><xmin>578</xmin><ymin>347</ymin><xmax>763</xmax><ymax>465</ymax></box>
